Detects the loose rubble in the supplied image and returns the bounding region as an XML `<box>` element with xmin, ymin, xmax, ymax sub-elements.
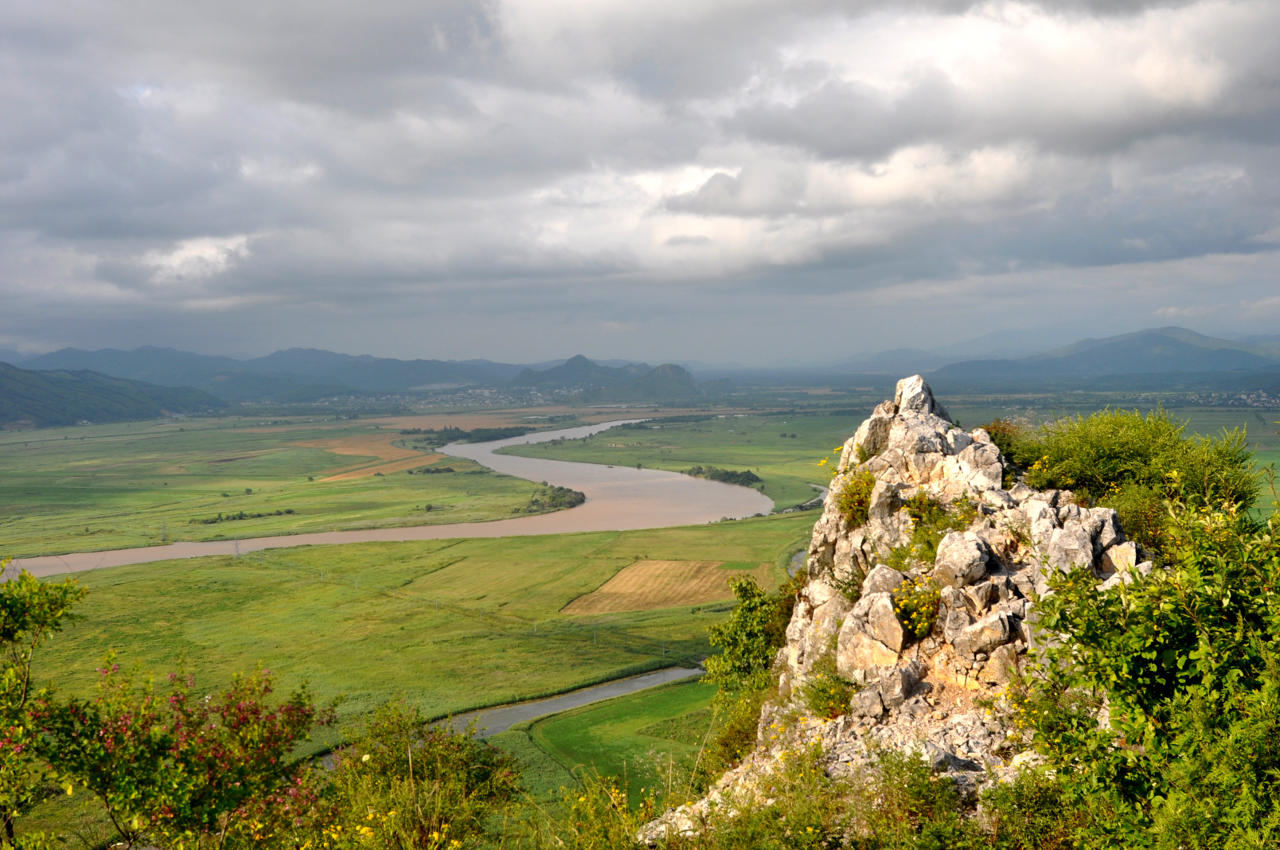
<box><xmin>643</xmin><ymin>375</ymin><xmax>1149</xmax><ymax>842</ymax></box>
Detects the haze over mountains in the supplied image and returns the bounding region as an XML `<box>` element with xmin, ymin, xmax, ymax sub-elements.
<box><xmin>3</xmin><ymin>327</ymin><xmax>1280</xmax><ymax>427</ymax></box>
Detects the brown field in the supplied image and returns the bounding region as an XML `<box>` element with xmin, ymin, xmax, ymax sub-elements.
<box><xmin>563</xmin><ymin>559</ymin><xmax>772</xmax><ymax>615</ymax></box>
<box><xmin>291</xmin><ymin>434</ymin><xmax>441</xmax><ymax>481</ymax></box>
<box><xmin>320</xmin><ymin>453</ymin><xmax>447</xmax><ymax>481</ymax></box>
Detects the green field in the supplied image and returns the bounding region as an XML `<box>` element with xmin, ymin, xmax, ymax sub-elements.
<box><xmin>31</xmin><ymin>514</ymin><xmax>809</xmax><ymax>743</ymax></box>
<box><xmin>517</xmin><ymin>679</ymin><xmax>716</xmax><ymax>803</ymax></box>
<box><xmin>501</xmin><ymin>411</ymin><xmax>870</xmax><ymax>508</ymax></box>
<box><xmin>0</xmin><ymin>416</ymin><xmax>567</xmax><ymax>558</ymax></box>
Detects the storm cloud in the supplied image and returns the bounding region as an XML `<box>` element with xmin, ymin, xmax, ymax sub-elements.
<box><xmin>1</xmin><ymin>0</ymin><xmax>1277</xmax><ymax>364</ymax></box>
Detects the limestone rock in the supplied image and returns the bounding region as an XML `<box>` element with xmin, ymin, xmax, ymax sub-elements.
<box><xmin>1047</xmin><ymin>521</ymin><xmax>1093</xmax><ymax>571</ymax></box>
<box><xmin>862</xmin><ymin>564</ymin><xmax>906</xmax><ymax>597</ymax></box>
<box><xmin>980</xmin><ymin>643</ymin><xmax>1022</xmax><ymax>684</ymax></box>
<box><xmin>1101</xmin><ymin>541</ymin><xmax>1138</xmax><ymax>575</ymax></box>
<box><xmin>954</xmin><ymin>611</ymin><xmax>1013</xmax><ymax>659</ymax></box>
<box><xmin>895</xmin><ymin>374</ymin><xmax>951</xmax><ymax>420</ymax></box>
<box><xmin>865</xmin><ymin>593</ymin><xmax>906</xmax><ymax>653</ymax></box>
<box><xmin>850</xmin><ymin>686</ymin><xmax>885</xmax><ymax>719</ymax></box>
<box><xmin>646</xmin><ymin>375</ymin><xmax>1152</xmax><ymax>840</ymax></box>
<box><xmin>837</xmin><ymin>627</ymin><xmax>899</xmax><ymax>681</ymax></box>
<box><xmin>932</xmin><ymin>531</ymin><xmax>991</xmax><ymax>588</ymax></box>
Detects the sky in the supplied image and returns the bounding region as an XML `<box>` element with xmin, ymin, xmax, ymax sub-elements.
<box><xmin>2</xmin><ymin>0</ymin><xmax>1278</xmax><ymax>366</ymax></box>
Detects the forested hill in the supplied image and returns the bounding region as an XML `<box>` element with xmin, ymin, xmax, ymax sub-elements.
<box><xmin>0</xmin><ymin>362</ymin><xmax>225</xmax><ymax>427</ymax></box>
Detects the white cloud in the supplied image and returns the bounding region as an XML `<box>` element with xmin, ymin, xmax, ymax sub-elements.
<box><xmin>143</xmin><ymin>236</ymin><xmax>250</xmax><ymax>284</ymax></box>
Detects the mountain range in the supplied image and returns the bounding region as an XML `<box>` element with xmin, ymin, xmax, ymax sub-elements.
<box><xmin>1</xmin><ymin>349</ymin><xmax>703</xmax><ymax>425</ymax></box>
<box><xmin>924</xmin><ymin>327</ymin><xmax>1280</xmax><ymax>392</ymax></box>
<box><xmin>4</xmin><ymin>326</ymin><xmax>1280</xmax><ymax>427</ymax></box>
<box><xmin>0</xmin><ymin>362</ymin><xmax>224</xmax><ymax>427</ymax></box>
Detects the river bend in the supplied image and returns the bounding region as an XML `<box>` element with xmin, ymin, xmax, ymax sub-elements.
<box><xmin>11</xmin><ymin>421</ymin><xmax>774</xmax><ymax>578</ymax></box>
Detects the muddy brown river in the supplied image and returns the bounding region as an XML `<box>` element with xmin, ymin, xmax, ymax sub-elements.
<box><xmin>11</xmin><ymin>421</ymin><xmax>775</xmax><ymax>578</ymax></box>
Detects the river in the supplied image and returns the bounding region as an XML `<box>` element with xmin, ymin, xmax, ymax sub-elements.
<box><xmin>10</xmin><ymin>420</ymin><xmax>775</xmax><ymax>579</ymax></box>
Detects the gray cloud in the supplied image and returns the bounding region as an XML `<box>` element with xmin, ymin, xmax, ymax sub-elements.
<box><xmin>1</xmin><ymin>0</ymin><xmax>1278</xmax><ymax>364</ymax></box>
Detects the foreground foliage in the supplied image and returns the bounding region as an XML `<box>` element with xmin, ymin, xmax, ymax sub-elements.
<box><xmin>1014</xmin><ymin>497</ymin><xmax>1280</xmax><ymax>847</ymax></box>
<box><xmin>986</xmin><ymin>409</ymin><xmax>1257</xmax><ymax>557</ymax></box>
<box><xmin>0</xmin><ymin>566</ymin><xmax>84</xmax><ymax>845</ymax></box>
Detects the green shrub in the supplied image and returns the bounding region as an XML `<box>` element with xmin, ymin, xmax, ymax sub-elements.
<box><xmin>704</xmin><ymin>575</ymin><xmax>799</xmax><ymax>696</ymax></box>
<box><xmin>1003</xmin><ymin>408</ymin><xmax>1257</xmax><ymax>559</ymax></box>
<box><xmin>317</xmin><ymin>701</ymin><xmax>520</xmax><ymax>849</ymax></box>
<box><xmin>702</xmin><ymin>572</ymin><xmax>807</xmax><ymax>779</ymax></box>
<box><xmin>800</xmin><ymin>652</ymin><xmax>855</xmax><ymax>719</ymax></box>
<box><xmin>835</xmin><ymin>469</ymin><xmax>877</xmax><ymax>528</ymax></box>
<box><xmin>981</xmin><ymin>768</ymin><xmax>1082</xmax><ymax>849</ymax></box>
<box><xmin>1013</xmin><ymin>503</ymin><xmax>1280</xmax><ymax>846</ymax></box>
<box><xmin>892</xmin><ymin>576</ymin><xmax>939</xmax><ymax>642</ymax></box>
<box><xmin>884</xmin><ymin>493</ymin><xmax>975</xmax><ymax>571</ymax></box>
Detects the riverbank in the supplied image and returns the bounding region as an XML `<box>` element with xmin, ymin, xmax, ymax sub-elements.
<box><xmin>11</xmin><ymin>420</ymin><xmax>773</xmax><ymax>578</ymax></box>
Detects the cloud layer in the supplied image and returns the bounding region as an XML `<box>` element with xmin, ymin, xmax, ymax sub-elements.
<box><xmin>2</xmin><ymin>0</ymin><xmax>1278</xmax><ymax>363</ymax></box>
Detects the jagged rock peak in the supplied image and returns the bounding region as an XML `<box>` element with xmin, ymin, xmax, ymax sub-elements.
<box><xmin>642</xmin><ymin>376</ymin><xmax>1154</xmax><ymax>843</ymax></box>
<box><xmin>893</xmin><ymin>374</ymin><xmax>951</xmax><ymax>420</ymax></box>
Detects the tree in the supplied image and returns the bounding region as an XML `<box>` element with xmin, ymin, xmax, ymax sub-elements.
<box><xmin>32</xmin><ymin>665</ymin><xmax>331</xmax><ymax>848</ymax></box>
<box><xmin>0</xmin><ymin>565</ymin><xmax>84</xmax><ymax>846</ymax></box>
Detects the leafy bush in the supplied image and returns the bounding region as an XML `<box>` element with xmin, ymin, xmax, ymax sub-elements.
<box><xmin>0</xmin><ymin>568</ymin><xmax>84</xmax><ymax>846</ymax></box>
<box><xmin>835</xmin><ymin>469</ymin><xmax>876</xmax><ymax>528</ymax></box>
<box><xmin>884</xmin><ymin>493</ymin><xmax>975</xmax><ymax>571</ymax></box>
<box><xmin>704</xmin><ymin>574</ymin><xmax>802</xmax><ymax>696</ymax></box>
<box><xmin>991</xmin><ymin>409</ymin><xmax>1257</xmax><ymax>559</ymax></box>
<box><xmin>800</xmin><ymin>652</ymin><xmax>855</xmax><ymax>720</ymax></box>
<box><xmin>701</xmin><ymin>572</ymin><xmax>806</xmax><ymax>779</ymax></box>
<box><xmin>517</xmin><ymin>484</ymin><xmax>587</xmax><ymax>513</ymax></box>
<box><xmin>33</xmin><ymin>664</ymin><xmax>330</xmax><ymax>849</ymax></box>
<box><xmin>317</xmin><ymin>701</ymin><xmax>520</xmax><ymax>849</ymax></box>
<box><xmin>892</xmin><ymin>576</ymin><xmax>939</xmax><ymax>642</ymax></box>
<box><xmin>1012</xmin><ymin>502</ymin><xmax>1280</xmax><ymax>846</ymax></box>
<box><xmin>683</xmin><ymin>466</ymin><xmax>763</xmax><ymax>487</ymax></box>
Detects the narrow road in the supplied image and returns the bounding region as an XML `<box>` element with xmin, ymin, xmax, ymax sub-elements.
<box><xmin>444</xmin><ymin>666</ymin><xmax>703</xmax><ymax>737</ymax></box>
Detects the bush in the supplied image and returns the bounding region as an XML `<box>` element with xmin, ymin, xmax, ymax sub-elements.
<box><xmin>33</xmin><ymin>665</ymin><xmax>330</xmax><ymax>849</ymax></box>
<box><xmin>0</xmin><ymin>568</ymin><xmax>84</xmax><ymax>846</ymax></box>
<box><xmin>993</xmin><ymin>409</ymin><xmax>1257</xmax><ymax>559</ymax></box>
<box><xmin>891</xmin><ymin>576</ymin><xmax>939</xmax><ymax>642</ymax></box>
<box><xmin>884</xmin><ymin>494</ymin><xmax>975</xmax><ymax>572</ymax></box>
<box><xmin>702</xmin><ymin>572</ymin><xmax>807</xmax><ymax>779</ymax></box>
<box><xmin>1013</xmin><ymin>502</ymin><xmax>1280</xmax><ymax>846</ymax></box>
<box><xmin>835</xmin><ymin>470</ymin><xmax>876</xmax><ymax>528</ymax></box>
<box><xmin>800</xmin><ymin>652</ymin><xmax>855</xmax><ymax>720</ymax></box>
<box><xmin>316</xmin><ymin>701</ymin><xmax>520</xmax><ymax>848</ymax></box>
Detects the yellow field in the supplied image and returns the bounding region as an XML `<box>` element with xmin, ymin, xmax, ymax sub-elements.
<box><xmin>563</xmin><ymin>559</ymin><xmax>772</xmax><ymax>614</ymax></box>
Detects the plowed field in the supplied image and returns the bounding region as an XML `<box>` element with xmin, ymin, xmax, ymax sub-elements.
<box><xmin>563</xmin><ymin>559</ymin><xmax>771</xmax><ymax>614</ymax></box>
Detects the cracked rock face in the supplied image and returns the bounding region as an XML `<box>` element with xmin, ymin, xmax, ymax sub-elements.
<box><xmin>642</xmin><ymin>375</ymin><xmax>1148</xmax><ymax>843</ymax></box>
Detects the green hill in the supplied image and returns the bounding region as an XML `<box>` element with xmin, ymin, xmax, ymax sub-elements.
<box><xmin>0</xmin><ymin>362</ymin><xmax>225</xmax><ymax>427</ymax></box>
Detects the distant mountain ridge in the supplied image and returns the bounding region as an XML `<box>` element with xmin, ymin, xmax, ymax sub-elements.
<box><xmin>0</xmin><ymin>362</ymin><xmax>225</xmax><ymax>427</ymax></box>
<box><xmin>19</xmin><ymin>347</ymin><xmax>699</xmax><ymax>403</ymax></box>
<box><xmin>23</xmin><ymin>347</ymin><xmax>533</xmax><ymax>402</ymax></box>
<box><xmin>513</xmin><ymin>355</ymin><xmax>700</xmax><ymax>400</ymax></box>
<box><xmin>927</xmin><ymin>327</ymin><xmax>1280</xmax><ymax>391</ymax></box>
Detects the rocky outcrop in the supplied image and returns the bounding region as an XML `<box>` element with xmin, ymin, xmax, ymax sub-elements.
<box><xmin>644</xmin><ymin>376</ymin><xmax>1149</xmax><ymax>842</ymax></box>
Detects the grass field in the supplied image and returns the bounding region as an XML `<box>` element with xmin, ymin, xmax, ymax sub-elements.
<box><xmin>503</xmin><ymin>679</ymin><xmax>717</xmax><ymax>804</ymax></box>
<box><xmin>30</xmin><ymin>514</ymin><xmax>810</xmax><ymax>742</ymax></box>
<box><xmin>501</xmin><ymin>411</ymin><xmax>870</xmax><ymax>508</ymax></box>
<box><xmin>0</xmin><ymin>413</ymin><xmax>594</xmax><ymax>558</ymax></box>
